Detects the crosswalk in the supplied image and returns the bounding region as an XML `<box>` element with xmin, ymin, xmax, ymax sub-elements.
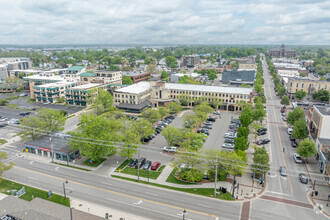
<box><xmin>0</xmin><ymin>144</ymin><xmax>20</xmax><ymax>163</ymax></box>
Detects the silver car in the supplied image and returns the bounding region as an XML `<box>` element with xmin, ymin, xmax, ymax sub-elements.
<box><xmin>222</xmin><ymin>143</ymin><xmax>234</xmax><ymax>149</ymax></box>
<box><xmin>293</xmin><ymin>153</ymin><xmax>302</xmax><ymax>164</ymax></box>
<box><xmin>279</xmin><ymin>166</ymin><xmax>287</xmax><ymax>176</ymax></box>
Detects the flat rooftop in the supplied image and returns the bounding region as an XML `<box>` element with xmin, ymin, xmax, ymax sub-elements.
<box><xmin>315</xmin><ymin>105</ymin><xmax>330</xmax><ymax>116</ymax></box>
<box><xmin>115</xmin><ymin>81</ymin><xmax>150</xmax><ymax>94</ymax></box>
<box><xmin>36</xmin><ymin>81</ymin><xmax>74</xmax><ymax>88</ymax></box>
<box><xmin>71</xmin><ymin>83</ymin><xmax>101</xmax><ymax>90</ymax></box>
<box><xmin>23</xmin><ymin>74</ymin><xmax>64</xmax><ymax>81</ymax></box>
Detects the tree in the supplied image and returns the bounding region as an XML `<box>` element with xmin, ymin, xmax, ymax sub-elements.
<box><xmin>234</xmin><ymin>137</ymin><xmax>249</xmax><ymax>152</ymax></box>
<box><xmin>179</xmin><ymin>131</ymin><xmax>204</xmax><ymax>151</ymax></box>
<box><xmin>207</xmin><ymin>69</ymin><xmax>217</xmax><ymax>80</ymax></box>
<box><xmin>37</xmin><ymin>108</ymin><xmax>66</xmax><ymax>133</ymax></box>
<box><xmin>177</xmin><ymin>94</ymin><xmax>190</xmax><ymax>106</ymax></box>
<box><xmin>219</xmin><ymin>151</ymin><xmax>248</xmax><ymax>176</ymax></box>
<box><xmin>69</xmin><ymin>114</ymin><xmax>118</xmax><ymax>161</ymax></box>
<box><xmin>0</xmin><ymin>152</ymin><xmax>14</xmax><ymax>183</ymax></box>
<box><xmin>166</xmin><ymin>102</ymin><xmax>182</xmax><ymax>114</ymax></box>
<box><xmin>280</xmin><ymin>95</ymin><xmax>290</xmax><ymax>106</ymax></box>
<box><xmin>0</xmin><ymin>99</ymin><xmax>9</xmax><ymax>106</ymax></box>
<box><xmin>141</xmin><ymin>108</ymin><xmax>161</xmax><ymax>124</ymax></box>
<box><xmin>144</xmin><ymin>57</ymin><xmax>151</xmax><ymax>65</ymax></box>
<box><xmin>194</xmin><ymin>102</ymin><xmax>213</xmax><ymax>115</ymax></box>
<box><xmin>253</xmin><ymin>108</ymin><xmax>266</xmax><ymax>122</ymax></box>
<box><xmin>240</xmin><ymin>83</ymin><xmax>251</xmax><ymax>88</ymax></box>
<box><xmin>277</xmin><ymin>86</ymin><xmax>285</xmax><ymax>97</ymax></box>
<box><xmin>183</xmin><ymin>114</ymin><xmax>201</xmax><ymax>130</ymax></box>
<box><xmin>292</xmin><ymin>118</ymin><xmax>308</xmax><ymax>140</ymax></box>
<box><xmin>161</xmin><ymin>70</ymin><xmax>168</xmax><ymax>79</ymax></box>
<box><xmin>18</xmin><ymin>116</ymin><xmax>45</xmax><ymax>142</ymax></box>
<box><xmin>255</xmin><ymin>83</ymin><xmax>262</xmax><ymax>94</ymax></box>
<box><xmin>92</xmin><ymin>89</ymin><xmax>114</xmax><ymax>115</ymax></box>
<box><xmin>295</xmin><ymin>90</ymin><xmax>306</xmax><ymax>101</ymax></box>
<box><xmin>239</xmin><ymin>107</ymin><xmax>253</xmax><ymax>127</ymax></box>
<box><xmin>122</xmin><ymin>76</ymin><xmax>133</xmax><ymax>85</ymax></box>
<box><xmin>158</xmin><ymin>107</ymin><xmax>169</xmax><ymax>118</ymax></box>
<box><xmin>312</xmin><ymin>89</ymin><xmax>329</xmax><ymax>102</ymax></box>
<box><xmin>237</xmin><ymin>127</ymin><xmax>249</xmax><ymax>138</ymax></box>
<box><xmin>165</xmin><ymin>56</ymin><xmax>177</xmax><ymax>68</ymax></box>
<box><xmin>251</xmin><ymin>146</ymin><xmax>270</xmax><ymax>175</ymax></box>
<box><xmin>287</xmin><ymin>107</ymin><xmax>305</xmax><ymax>125</ymax></box>
<box><xmin>296</xmin><ymin>139</ymin><xmax>317</xmax><ymax>162</ymax></box>
<box><xmin>161</xmin><ymin>126</ymin><xmax>179</xmax><ymax>146</ymax></box>
<box><xmin>132</xmin><ymin>119</ymin><xmax>154</xmax><ymax>139</ymax></box>
<box><xmin>119</xmin><ymin>130</ymin><xmax>139</xmax><ymax>159</ymax></box>
<box><xmin>147</xmin><ymin>64</ymin><xmax>158</xmax><ymax>74</ymax></box>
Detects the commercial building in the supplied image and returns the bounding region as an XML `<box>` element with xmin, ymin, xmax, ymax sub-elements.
<box><xmin>122</xmin><ymin>71</ymin><xmax>151</xmax><ymax>84</ymax></box>
<box><xmin>183</xmin><ymin>55</ymin><xmax>200</xmax><ymax>68</ymax></box>
<box><xmin>238</xmin><ymin>61</ymin><xmax>257</xmax><ymax>70</ymax></box>
<box><xmin>0</xmin><ymin>57</ymin><xmax>32</xmax><ymax>80</ymax></box>
<box><xmin>222</xmin><ymin>70</ymin><xmax>256</xmax><ymax>86</ymax></box>
<box><xmin>113</xmin><ymin>81</ymin><xmax>253</xmax><ymax>112</ymax></box>
<box><xmin>63</xmin><ymin>66</ymin><xmax>86</xmax><ymax>81</ymax></box>
<box><xmin>0</xmin><ymin>65</ymin><xmax>7</xmax><ymax>81</ymax></box>
<box><xmin>286</xmin><ymin>77</ymin><xmax>329</xmax><ymax>98</ymax></box>
<box><xmin>315</xmin><ymin>138</ymin><xmax>330</xmax><ymax>184</ymax></box>
<box><xmin>0</xmin><ymin>83</ymin><xmax>23</xmax><ymax>93</ymax></box>
<box><xmin>268</xmin><ymin>44</ymin><xmax>297</xmax><ymax>58</ymax></box>
<box><xmin>79</xmin><ymin>70</ymin><xmax>122</xmax><ymax>84</ymax></box>
<box><xmin>307</xmin><ymin>105</ymin><xmax>330</xmax><ymax>140</ymax></box>
<box><xmin>24</xmin><ymin>136</ymin><xmax>80</xmax><ymax>162</ymax></box>
<box><xmin>65</xmin><ymin>83</ymin><xmax>108</xmax><ymax>106</ymax></box>
<box><xmin>33</xmin><ymin>81</ymin><xmax>77</xmax><ymax>103</ymax></box>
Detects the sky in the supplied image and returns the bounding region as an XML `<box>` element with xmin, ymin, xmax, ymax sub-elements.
<box><xmin>0</xmin><ymin>0</ymin><xmax>329</xmax><ymax>45</ymax></box>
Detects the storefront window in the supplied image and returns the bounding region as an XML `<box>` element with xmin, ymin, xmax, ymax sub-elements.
<box><xmin>56</xmin><ymin>153</ymin><xmax>61</xmax><ymax>160</ymax></box>
<box><xmin>62</xmin><ymin>154</ymin><xmax>68</xmax><ymax>161</ymax></box>
<box><xmin>43</xmin><ymin>151</ymin><xmax>48</xmax><ymax>157</ymax></box>
<box><xmin>30</xmin><ymin>148</ymin><xmax>36</xmax><ymax>154</ymax></box>
<box><xmin>38</xmin><ymin>149</ymin><xmax>42</xmax><ymax>155</ymax></box>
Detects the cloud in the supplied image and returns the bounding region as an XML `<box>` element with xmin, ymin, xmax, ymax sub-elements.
<box><xmin>0</xmin><ymin>0</ymin><xmax>328</xmax><ymax>45</ymax></box>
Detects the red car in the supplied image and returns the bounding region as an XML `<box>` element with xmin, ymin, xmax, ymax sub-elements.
<box><xmin>151</xmin><ymin>162</ymin><xmax>161</xmax><ymax>170</ymax></box>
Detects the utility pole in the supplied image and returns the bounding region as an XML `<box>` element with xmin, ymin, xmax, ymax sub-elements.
<box><xmin>49</xmin><ymin>137</ymin><xmax>54</xmax><ymax>162</ymax></box>
<box><xmin>214</xmin><ymin>157</ymin><xmax>218</xmax><ymax>197</ymax></box>
<box><xmin>231</xmin><ymin>175</ymin><xmax>236</xmax><ymax>199</ymax></box>
<box><xmin>137</xmin><ymin>146</ymin><xmax>140</xmax><ymax>182</ymax></box>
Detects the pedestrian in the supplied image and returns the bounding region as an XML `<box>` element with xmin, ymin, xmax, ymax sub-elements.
<box><xmin>283</xmin><ymin>148</ymin><xmax>285</xmax><ymax>152</ymax></box>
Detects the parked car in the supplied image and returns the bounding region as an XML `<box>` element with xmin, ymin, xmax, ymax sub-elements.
<box><xmin>256</xmin><ymin>139</ymin><xmax>270</xmax><ymax>145</ymax></box>
<box><xmin>142</xmin><ymin>160</ymin><xmax>152</xmax><ymax>170</ymax></box>
<box><xmin>151</xmin><ymin>162</ymin><xmax>161</xmax><ymax>170</ymax></box>
<box><xmin>213</xmin><ymin>110</ymin><xmax>221</xmax><ymax>115</ymax></box>
<box><xmin>291</xmin><ymin>141</ymin><xmax>298</xmax><ymax>148</ymax></box>
<box><xmin>197</xmin><ymin>129</ymin><xmax>209</xmax><ymax>135</ymax></box>
<box><xmin>293</xmin><ymin>153</ymin><xmax>303</xmax><ymax>164</ymax></box>
<box><xmin>142</xmin><ymin>137</ymin><xmax>151</xmax><ymax>143</ymax></box>
<box><xmin>44</xmin><ymin>101</ymin><xmax>51</xmax><ymax>105</ymax></box>
<box><xmin>257</xmin><ymin>130</ymin><xmax>267</xmax><ymax>136</ymax></box>
<box><xmin>0</xmin><ymin>123</ymin><xmax>7</xmax><ymax>128</ymax></box>
<box><xmin>257</xmin><ymin>127</ymin><xmax>267</xmax><ymax>133</ymax></box>
<box><xmin>135</xmin><ymin>157</ymin><xmax>146</xmax><ymax>168</ymax></box>
<box><xmin>282</xmin><ymin>116</ymin><xmax>287</xmax><ymax>121</ymax></box>
<box><xmin>19</xmin><ymin>112</ymin><xmax>30</xmax><ymax>116</ymax></box>
<box><xmin>279</xmin><ymin>166</ymin><xmax>287</xmax><ymax>176</ymax></box>
<box><xmin>0</xmin><ymin>117</ymin><xmax>8</xmax><ymax>122</ymax></box>
<box><xmin>298</xmin><ymin>173</ymin><xmax>308</xmax><ymax>184</ymax></box>
<box><xmin>225</xmin><ymin>138</ymin><xmax>234</xmax><ymax>144</ymax></box>
<box><xmin>225</xmin><ymin>132</ymin><xmax>236</xmax><ymax>138</ymax></box>
<box><xmin>28</xmin><ymin>106</ymin><xmax>36</xmax><ymax>111</ymax></box>
<box><xmin>165</xmin><ymin>116</ymin><xmax>175</xmax><ymax>120</ymax></box>
<box><xmin>207</xmin><ymin>117</ymin><xmax>216</xmax><ymax>122</ymax></box>
<box><xmin>222</xmin><ymin>143</ymin><xmax>234</xmax><ymax>149</ymax></box>
<box><xmin>129</xmin><ymin>159</ymin><xmax>138</xmax><ymax>167</ymax></box>
<box><xmin>19</xmin><ymin>93</ymin><xmax>28</xmax><ymax>97</ymax></box>
<box><xmin>287</xmin><ymin>128</ymin><xmax>293</xmax><ymax>135</ymax></box>
<box><xmin>202</xmin><ymin>124</ymin><xmax>212</xmax><ymax>130</ymax></box>
<box><xmin>163</xmin><ymin>146</ymin><xmax>177</xmax><ymax>153</ymax></box>
<box><xmin>289</xmin><ymin>136</ymin><xmax>295</xmax><ymax>142</ymax></box>
<box><xmin>229</xmin><ymin>124</ymin><xmax>239</xmax><ymax>129</ymax></box>
<box><xmin>204</xmin><ymin>121</ymin><xmax>213</xmax><ymax>125</ymax></box>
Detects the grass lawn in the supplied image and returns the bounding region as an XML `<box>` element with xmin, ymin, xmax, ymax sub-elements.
<box><xmin>27</xmin><ymin>99</ymin><xmax>36</xmax><ymax>103</ymax></box>
<box><xmin>0</xmin><ymin>139</ymin><xmax>7</xmax><ymax>145</ymax></box>
<box><xmin>6</xmin><ymin>104</ymin><xmax>19</xmax><ymax>109</ymax></box>
<box><xmin>0</xmin><ymin>179</ymin><xmax>70</xmax><ymax>206</ymax></box>
<box><xmin>166</xmin><ymin>168</ymin><xmax>197</xmax><ymax>185</ymax></box>
<box><xmin>121</xmin><ymin>165</ymin><xmax>166</xmax><ymax>180</ymax></box>
<box><xmin>51</xmin><ymin>162</ymin><xmax>91</xmax><ymax>172</ymax></box>
<box><xmin>83</xmin><ymin>158</ymin><xmax>106</xmax><ymax>167</ymax></box>
<box><xmin>114</xmin><ymin>159</ymin><xmax>130</xmax><ymax>172</ymax></box>
<box><xmin>112</xmin><ymin>175</ymin><xmax>234</xmax><ymax>201</ymax></box>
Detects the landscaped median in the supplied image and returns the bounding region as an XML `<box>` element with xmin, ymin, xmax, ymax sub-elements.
<box><xmin>0</xmin><ymin>179</ymin><xmax>70</xmax><ymax>207</ymax></box>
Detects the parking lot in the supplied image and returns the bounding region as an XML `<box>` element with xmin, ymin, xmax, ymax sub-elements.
<box><xmin>0</xmin><ymin>90</ymin><xmax>85</xmax><ymax>120</ymax></box>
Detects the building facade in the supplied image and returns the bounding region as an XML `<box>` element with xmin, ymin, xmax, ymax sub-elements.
<box><xmin>268</xmin><ymin>44</ymin><xmax>297</xmax><ymax>58</ymax></box>
<box><xmin>238</xmin><ymin>62</ymin><xmax>257</xmax><ymax>70</ymax></box>
<box><xmin>287</xmin><ymin>77</ymin><xmax>330</xmax><ymax>96</ymax></box>
<box><xmin>65</xmin><ymin>83</ymin><xmax>108</xmax><ymax>106</ymax></box>
<box><xmin>79</xmin><ymin>71</ymin><xmax>122</xmax><ymax>84</ymax></box>
<box><xmin>315</xmin><ymin>138</ymin><xmax>330</xmax><ymax>184</ymax></box>
<box><xmin>122</xmin><ymin>71</ymin><xmax>151</xmax><ymax>84</ymax></box>
<box><xmin>307</xmin><ymin>105</ymin><xmax>330</xmax><ymax>140</ymax></box>
<box><xmin>183</xmin><ymin>55</ymin><xmax>200</xmax><ymax>68</ymax></box>
<box><xmin>33</xmin><ymin>81</ymin><xmax>77</xmax><ymax>103</ymax></box>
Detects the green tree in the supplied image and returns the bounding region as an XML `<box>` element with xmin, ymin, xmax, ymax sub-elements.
<box><xmin>18</xmin><ymin>116</ymin><xmax>44</xmax><ymax>142</ymax></box>
<box><xmin>183</xmin><ymin>114</ymin><xmax>201</xmax><ymax>130</ymax></box>
<box><xmin>69</xmin><ymin>114</ymin><xmax>118</xmax><ymax>161</ymax></box>
<box><xmin>296</xmin><ymin>139</ymin><xmax>317</xmax><ymax>162</ymax></box>
<box><xmin>292</xmin><ymin>118</ymin><xmax>308</xmax><ymax>140</ymax></box>
<box><xmin>219</xmin><ymin>151</ymin><xmax>248</xmax><ymax>176</ymax></box>
<box><xmin>161</xmin><ymin>70</ymin><xmax>168</xmax><ymax>79</ymax></box>
<box><xmin>141</xmin><ymin>108</ymin><xmax>161</xmax><ymax>124</ymax></box>
<box><xmin>207</xmin><ymin>69</ymin><xmax>217</xmax><ymax>80</ymax></box>
<box><xmin>0</xmin><ymin>100</ymin><xmax>9</xmax><ymax>106</ymax></box>
<box><xmin>166</xmin><ymin>102</ymin><xmax>182</xmax><ymax>114</ymax></box>
<box><xmin>165</xmin><ymin>56</ymin><xmax>177</xmax><ymax>68</ymax></box>
<box><xmin>255</xmin><ymin>83</ymin><xmax>262</xmax><ymax>94</ymax></box>
<box><xmin>38</xmin><ymin>108</ymin><xmax>66</xmax><ymax>133</ymax></box>
<box><xmin>0</xmin><ymin>152</ymin><xmax>14</xmax><ymax>183</ymax></box>
<box><xmin>277</xmin><ymin>86</ymin><xmax>285</xmax><ymax>97</ymax></box>
<box><xmin>251</xmin><ymin>146</ymin><xmax>270</xmax><ymax>175</ymax></box>
<box><xmin>287</xmin><ymin>107</ymin><xmax>305</xmax><ymax>125</ymax></box>
<box><xmin>312</xmin><ymin>89</ymin><xmax>329</xmax><ymax>102</ymax></box>
<box><xmin>234</xmin><ymin>137</ymin><xmax>250</xmax><ymax>152</ymax></box>
<box><xmin>194</xmin><ymin>102</ymin><xmax>213</xmax><ymax>115</ymax></box>
<box><xmin>240</xmin><ymin>83</ymin><xmax>251</xmax><ymax>88</ymax></box>
<box><xmin>122</xmin><ymin>76</ymin><xmax>133</xmax><ymax>85</ymax></box>
<box><xmin>119</xmin><ymin>130</ymin><xmax>139</xmax><ymax>159</ymax></box>
<box><xmin>237</xmin><ymin>127</ymin><xmax>249</xmax><ymax>138</ymax></box>
<box><xmin>161</xmin><ymin>126</ymin><xmax>179</xmax><ymax>146</ymax></box>
<box><xmin>280</xmin><ymin>95</ymin><xmax>290</xmax><ymax>106</ymax></box>
<box><xmin>132</xmin><ymin>119</ymin><xmax>154</xmax><ymax>139</ymax></box>
<box><xmin>239</xmin><ymin>107</ymin><xmax>253</xmax><ymax>127</ymax></box>
<box><xmin>92</xmin><ymin>89</ymin><xmax>114</xmax><ymax>115</ymax></box>
<box><xmin>295</xmin><ymin>90</ymin><xmax>307</xmax><ymax>101</ymax></box>
<box><xmin>144</xmin><ymin>57</ymin><xmax>151</xmax><ymax>65</ymax></box>
<box><xmin>177</xmin><ymin>94</ymin><xmax>190</xmax><ymax>106</ymax></box>
<box><xmin>158</xmin><ymin>107</ymin><xmax>169</xmax><ymax>118</ymax></box>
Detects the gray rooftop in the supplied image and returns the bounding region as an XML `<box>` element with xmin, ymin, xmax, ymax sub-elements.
<box><xmin>222</xmin><ymin>70</ymin><xmax>256</xmax><ymax>84</ymax></box>
<box><xmin>25</xmin><ymin>136</ymin><xmax>71</xmax><ymax>152</ymax></box>
<box><xmin>122</xmin><ymin>71</ymin><xmax>149</xmax><ymax>77</ymax></box>
<box><xmin>314</xmin><ymin>105</ymin><xmax>330</xmax><ymax>116</ymax></box>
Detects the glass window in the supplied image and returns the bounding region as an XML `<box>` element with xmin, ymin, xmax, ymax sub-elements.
<box><xmin>43</xmin><ymin>151</ymin><xmax>48</xmax><ymax>157</ymax></box>
<box><xmin>38</xmin><ymin>149</ymin><xmax>42</xmax><ymax>155</ymax></box>
<box><xmin>56</xmin><ymin>153</ymin><xmax>61</xmax><ymax>160</ymax></box>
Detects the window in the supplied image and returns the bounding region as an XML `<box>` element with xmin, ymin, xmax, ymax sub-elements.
<box><xmin>325</xmin><ymin>85</ymin><xmax>327</xmax><ymax>89</ymax></box>
<box><xmin>319</xmin><ymin>84</ymin><xmax>321</xmax><ymax>89</ymax></box>
<box><xmin>296</xmin><ymin>83</ymin><xmax>298</xmax><ymax>88</ymax></box>
<box><xmin>302</xmin><ymin>83</ymin><xmax>304</xmax><ymax>88</ymax></box>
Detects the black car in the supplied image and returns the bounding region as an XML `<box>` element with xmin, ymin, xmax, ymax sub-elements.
<box><xmin>256</xmin><ymin>139</ymin><xmax>270</xmax><ymax>145</ymax></box>
<box><xmin>258</xmin><ymin>130</ymin><xmax>267</xmax><ymax>136</ymax></box>
<box><xmin>19</xmin><ymin>112</ymin><xmax>30</xmax><ymax>116</ymax></box>
<box><xmin>129</xmin><ymin>159</ymin><xmax>138</xmax><ymax>167</ymax></box>
<box><xmin>225</xmin><ymin>138</ymin><xmax>234</xmax><ymax>144</ymax></box>
<box><xmin>135</xmin><ymin>157</ymin><xmax>146</xmax><ymax>168</ymax></box>
<box><xmin>257</xmin><ymin>127</ymin><xmax>267</xmax><ymax>133</ymax></box>
<box><xmin>143</xmin><ymin>137</ymin><xmax>151</xmax><ymax>143</ymax></box>
<box><xmin>291</xmin><ymin>141</ymin><xmax>298</xmax><ymax>148</ymax></box>
<box><xmin>0</xmin><ymin>123</ymin><xmax>7</xmax><ymax>128</ymax></box>
<box><xmin>197</xmin><ymin>129</ymin><xmax>210</xmax><ymax>135</ymax></box>
<box><xmin>142</xmin><ymin>160</ymin><xmax>152</xmax><ymax>170</ymax></box>
<box><xmin>207</xmin><ymin>117</ymin><xmax>216</xmax><ymax>122</ymax></box>
<box><xmin>289</xmin><ymin>136</ymin><xmax>295</xmax><ymax>142</ymax></box>
<box><xmin>165</xmin><ymin>116</ymin><xmax>175</xmax><ymax>120</ymax></box>
<box><xmin>204</xmin><ymin>121</ymin><xmax>213</xmax><ymax>125</ymax></box>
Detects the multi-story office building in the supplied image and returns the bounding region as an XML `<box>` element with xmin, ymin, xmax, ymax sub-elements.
<box><xmin>122</xmin><ymin>71</ymin><xmax>151</xmax><ymax>84</ymax></box>
<box><xmin>183</xmin><ymin>55</ymin><xmax>200</xmax><ymax>68</ymax></box>
<box><xmin>79</xmin><ymin>71</ymin><xmax>122</xmax><ymax>84</ymax></box>
<box><xmin>222</xmin><ymin>70</ymin><xmax>256</xmax><ymax>86</ymax></box>
<box><xmin>0</xmin><ymin>57</ymin><xmax>33</xmax><ymax>80</ymax></box>
<box><xmin>65</xmin><ymin>83</ymin><xmax>108</xmax><ymax>106</ymax></box>
<box><xmin>0</xmin><ymin>65</ymin><xmax>7</xmax><ymax>81</ymax></box>
<box><xmin>113</xmin><ymin>81</ymin><xmax>253</xmax><ymax>113</ymax></box>
<box><xmin>268</xmin><ymin>44</ymin><xmax>297</xmax><ymax>58</ymax></box>
<box><xmin>33</xmin><ymin>81</ymin><xmax>77</xmax><ymax>104</ymax></box>
<box><xmin>64</xmin><ymin>66</ymin><xmax>86</xmax><ymax>81</ymax></box>
<box><xmin>315</xmin><ymin>138</ymin><xmax>330</xmax><ymax>184</ymax></box>
<box><xmin>286</xmin><ymin>77</ymin><xmax>330</xmax><ymax>97</ymax></box>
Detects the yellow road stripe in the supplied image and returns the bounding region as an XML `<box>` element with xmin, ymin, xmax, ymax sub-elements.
<box><xmin>14</xmin><ymin>165</ymin><xmax>217</xmax><ymax>218</ymax></box>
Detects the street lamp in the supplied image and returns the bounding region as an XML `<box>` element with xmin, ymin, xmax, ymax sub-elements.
<box><xmin>182</xmin><ymin>209</ymin><xmax>187</xmax><ymax>220</ymax></box>
<box><xmin>63</xmin><ymin>180</ymin><xmax>68</xmax><ymax>200</ymax></box>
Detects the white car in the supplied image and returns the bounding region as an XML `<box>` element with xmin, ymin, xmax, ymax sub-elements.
<box><xmin>293</xmin><ymin>153</ymin><xmax>302</xmax><ymax>164</ymax></box>
<box><xmin>163</xmin><ymin>146</ymin><xmax>177</xmax><ymax>153</ymax></box>
<box><xmin>44</xmin><ymin>101</ymin><xmax>51</xmax><ymax>105</ymax></box>
<box><xmin>222</xmin><ymin>143</ymin><xmax>234</xmax><ymax>149</ymax></box>
<box><xmin>287</xmin><ymin>128</ymin><xmax>293</xmax><ymax>135</ymax></box>
<box><xmin>0</xmin><ymin>117</ymin><xmax>8</xmax><ymax>122</ymax></box>
<box><xmin>213</xmin><ymin>110</ymin><xmax>221</xmax><ymax>115</ymax></box>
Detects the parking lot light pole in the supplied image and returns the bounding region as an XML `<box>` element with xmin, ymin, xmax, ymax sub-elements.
<box><xmin>137</xmin><ymin>146</ymin><xmax>140</xmax><ymax>182</ymax></box>
<box><xmin>63</xmin><ymin>180</ymin><xmax>68</xmax><ymax>200</ymax></box>
<box><xmin>214</xmin><ymin>157</ymin><xmax>218</xmax><ymax>197</ymax></box>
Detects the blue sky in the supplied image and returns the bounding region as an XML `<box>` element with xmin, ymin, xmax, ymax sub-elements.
<box><xmin>0</xmin><ymin>0</ymin><xmax>329</xmax><ymax>45</ymax></box>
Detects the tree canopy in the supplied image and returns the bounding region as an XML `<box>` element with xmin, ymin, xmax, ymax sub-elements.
<box><xmin>287</xmin><ymin>107</ymin><xmax>305</xmax><ymax>125</ymax></box>
<box><xmin>295</xmin><ymin>90</ymin><xmax>307</xmax><ymax>100</ymax></box>
<box><xmin>122</xmin><ymin>76</ymin><xmax>133</xmax><ymax>85</ymax></box>
<box><xmin>296</xmin><ymin>139</ymin><xmax>317</xmax><ymax>160</ymax></box>
<box><xmin>312</xmin><ymin>89</ymin><xmax>329</xmax><ymax>102</ymax></box>
<box><xmin>0</xmin><ymin>152</ymin><xmax>14</xmax><ymax>183</ymax></box>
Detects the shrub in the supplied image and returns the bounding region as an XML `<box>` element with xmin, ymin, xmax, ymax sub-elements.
<box><xmin>207</xmin><ymin>169</ymin><xmax>227</xmax><ymax>181</ymax></box>
<box><xmin>0</xmin><ymin>99</ymin><xmax>9</xmax><ymax>106</ymax></box>
<box><xmin>179</xmin><ymin>168</ymin><xmax>203</xmax><ymax>182</ymax></box>
<box><xmin>59</xmin><ymin>110</ymin><xmax>68</xmax><ymax>116</ymax></box>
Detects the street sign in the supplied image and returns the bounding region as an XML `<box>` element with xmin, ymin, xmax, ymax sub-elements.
<box><xmin>16</xmin><ymin>187</ymin><xmax>26</xmax><ymax>198</ymax></box>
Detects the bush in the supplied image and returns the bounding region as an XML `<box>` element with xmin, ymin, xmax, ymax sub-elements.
<box><xmin>16</xmin><ymin>87</ymin><xmax>24</xmax><ymax>92</ymax></box>
<box><xmin>0</xmin><ymin>99</ymin><xmax>9</xmax><ymax>106</ymax></box>
<box><xmin>59</xmin><ymin>110</ymin><xmax>68</xmax><ymax>116</ymax></box>
<box><xmin>179</xmin><ymin>168</ymin><xmax>203</xmax><ymax>182</ymax></box>
<box><xmin>207</xmin><ymin>169</ymin><xmax>227</xmax><ymax>181</ymax></box>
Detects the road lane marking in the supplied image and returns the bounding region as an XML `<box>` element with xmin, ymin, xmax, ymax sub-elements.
<box><xmin>144</xmin><ymin>192</ymin><xmax>158</xmax><ymax>197</ymax></box>
<box><xmin>277</xmin><ymin>175</ymin><xmax>283</xmax><ymax>193</ymax></box>
<box><xmin>28</xmin><ymin>177</ymin><xmax>38</xmax><ymax>181</ymax></box>
<box><xmin>101</xmin><ymin>181</ymin><xmax>112</xmax><ymax>186</ymax></box>
<box><xmin>14</xmin><ymin>165</ymin><xmax>217</xmax><ymax>218</ymax></box>
<box><xmin>197</xmin><ymin>203</ymin><xmax>210</xmax><ymax>208</ymax></box>
<box><xmin>272</xmin><ymin>106</ymin><xmax>294</xmax><ymax>194</ymax></box>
